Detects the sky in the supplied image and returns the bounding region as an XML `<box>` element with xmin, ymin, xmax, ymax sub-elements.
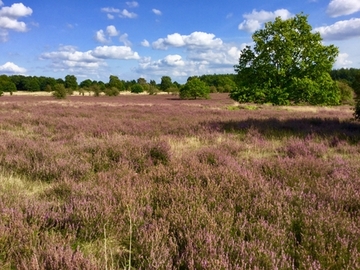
<box><xmin>1</xmin><ymin>0</ymin><xmax>360</xmax><ymax>84</ymax></box>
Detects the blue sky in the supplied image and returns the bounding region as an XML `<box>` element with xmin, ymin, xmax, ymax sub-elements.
<box><xmin>1</xmin><ymin>0</ymin><xmax>360</xmax><ymax>83</ymax></box>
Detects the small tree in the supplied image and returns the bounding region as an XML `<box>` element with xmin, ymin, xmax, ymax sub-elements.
<box><xmin>180</xmin><ymin>78</ymin><xmax>210</xmax><ymax>99</ymax></box>
<box><xmin>65</xmin><ymin>75</ymin><xmax>78</xmax><ymax>92</ymax></box>
<box><xmin>52</xmin><ymin>84</ymin><xmax>67</xmax><ymax>99</ymax></box>
<box><xmin>231</xmin><ymin>13</ymin><xmax>340</xmax><ymax>105</ymax></box>
<box><xmin>131</xmin><ymin>84</ymin><xmax>144</xmax><ymax>94</ymax></box>
<box><xmin>160</xmin><ymin>76</ymin><xmax>173</xmax><ymax>93</ymax></box>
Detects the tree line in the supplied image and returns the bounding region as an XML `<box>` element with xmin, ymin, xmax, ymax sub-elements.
<box><xmin>0</xmin><ymin>73</ymin><xmax>238</xmax><ymax>99</ymax></box>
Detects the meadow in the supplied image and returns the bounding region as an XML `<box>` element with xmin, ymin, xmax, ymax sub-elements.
<box><xmin>0</xmin><ymin>93</ymin><xmax>360</xmax><ymax>269</ymax></box>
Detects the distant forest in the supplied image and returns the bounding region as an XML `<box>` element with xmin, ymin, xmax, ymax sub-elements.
<box><xmin>0</xmin><ymin>68</ymin><xmax>359</xmax><ymax>96</ymax></box>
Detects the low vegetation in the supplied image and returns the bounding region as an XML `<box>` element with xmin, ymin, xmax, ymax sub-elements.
<box><xmin>0</xmin><ymin>94</ymin><xmax>359</xmax><ymax>269</ymax></box>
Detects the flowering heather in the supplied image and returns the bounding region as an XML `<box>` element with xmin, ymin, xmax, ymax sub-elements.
<box><xmin>0</xmin><ymin>94</ymin><xmax>360</xmax><ymax>269</ymax></box>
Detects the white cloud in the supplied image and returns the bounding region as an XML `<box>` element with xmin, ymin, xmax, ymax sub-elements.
<box><xmin>238</xmin><ymin>9</ymin><xmax>293</xmax><ymax>32</ymax></box>
<box><xmin>107</xmin><ymin>14</ymin><xmax>115</xmax><ymax>20</ymax></box>
<box><xmin>0</xmin><ymin>2</ymin><xmax>32</xmax><ymax>18</ymax></box>
<box><xmin>126</xmin><ymin>1</ymin><xmax>139</xmax><ymax>8</ymax></box>
<box><xmin>141</xmin><ymin>39</ymin><xmax>150</xmax><ymax>47</ymax></box>
<box><xmin>152</xmin><ymin>31</ymin><xmax>223</xmax><ymax>50</ymax></box>
<box><xmin>327</xmin><ymin>0</ymin><xmax>360</xmax><ymax>17</ymax></box>
<box><xmin>95</xmin><ymin>29</ymin><xmax>108</xmax><ymax>43</ymax></box>
<box><xmin>119</xmin><ymin>33</ymin><xmax>131</xmax><ymax>46</ymax></box>
<box><xmin>0</xmin><ymin>1</ymin><xmax>3</xmax><ymax>7</ymax></box>
<box><xmin>152</xmin><ymin>9</ymin><xmax>162</xmax><ymax>15</ymax></box>
<box><xmin>101</xmin><ymin>7</ymin><xmax>120</xmax><ymax>13</ymax></box>
<box><xmin>95</xmin><ymin>25</ymin><xmax>120</xmax><ymax>43</ymax></box>
<box><xmin>41</xmin><ymin>45</ymin><xmax>140</xmax><ymax>74</ymax></box>
<box><xmin>106</xmin><ymin>25</ymin><xmax>119</xmax><ymax>37</ymax></box>
<box><xmin>0</xmin><ymin>2</ymin><xmax>32</xmax><ymax>41</ymax></box>
<box><xmin>119</xmin><ymin>9</ymin><xmax>137</xmax><ymax>18</ymax></box>
<box><xmin>0</xmin><ymin>62</ymin><xmax>27</xmax><ymax>74</ymax></box>
<box><xmin>137</xmin><ymin>38</ymin><xmax>245</xmax><ymax>81</ymax></box>
<box><xmin>92</xmin><ymin>46</ymin><xmax>140</xmax><ymax>60</ymax></box>
<box><xmin>314</xmin><ymin>18</ymin><xmax>360</xmax><ymax>40</ymax></box>
<box><xmin>335</xmin><ymin>53</ymin><xmax>353</xmax><ymax>67</ymax></box>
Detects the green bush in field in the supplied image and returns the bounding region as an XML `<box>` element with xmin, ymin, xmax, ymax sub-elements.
<box><xmin>52</xmin><ymin>84</ymin><xmax>67</xmax><ymax>99</ymax></box>
<box><xmin>180</xmin><ymin>77</ymin><xmax>210</xmax><ymax>99</ymax></box>
<box><xmin>337</xmin><ymin>81</ymin><xmax>355</xmax><ymax>104</ymax></box>
<box><xmin>104</xmin><ymin>87</ymin><xmax>120</xmax><ymax>96</ymax></box>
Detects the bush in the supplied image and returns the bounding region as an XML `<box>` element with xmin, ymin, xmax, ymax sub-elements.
<box><xmin>104</xmin><ymin>87</ymin><xmax>120</xmax><ymax>96</ymax></box>
<box><xmin>52</xmin><ymin>84</ymin><xmax>67</xmax><ymax>99</ymax></box>
<box><xmin>131</xmin><ymin>84</ymin><xmax>144</xmax><ymax>94</ymax></box>
<box><xmin>337</xmin><ymin>81</ymin><xmax>355</xmax><ymax>104</ymax></box>
<box><xmin>180</xmin><ymin>78</ymin><xmax>210</xmax><ymax>99</ymax></box>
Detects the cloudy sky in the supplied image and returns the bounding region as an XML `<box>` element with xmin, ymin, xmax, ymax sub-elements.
<box><xmin>1</xmin><ymin>0</ymin><xmax>360</xmax><ymax>83</ymax></box>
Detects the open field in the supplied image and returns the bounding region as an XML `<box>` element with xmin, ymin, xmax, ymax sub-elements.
<box><xmin>1</xmin><ymin>93</ymin><xmax>360</xmax><ymax>269</ymax></box>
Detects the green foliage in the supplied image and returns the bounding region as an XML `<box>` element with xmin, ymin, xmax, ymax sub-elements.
<box><xmin>0</xmin><ymin>75</ymin><xmax>17</xmax><ymax>94</ymax></box>
<box><xmin>231</xmin><ymin>13</ymin><xmax>340</xmax><ymax>105</ymax></box>
<box><xmin>160</xmin><ymin>76</ymin><xmax>173</xmax><ymax>92</ymax></box>
<box><xmin>52</xmin><ymin>84</ymin><xmax>67</xmax><ymax>99</ymax></box>
<box><xmin>179</xmin><ymin>78</ymin><xmax>210</xmax><ymax>99</ymax></box>
<box><xmin>104</xmin><ymin>87</ymin><xmax>120</xmax><ymax>96</ymax></box>
<box><xmin>354</xmin><ymin>100</ymin><xmax>360</xmax><ymax>120</ymax></box>
<box><xmin>131</xmin><ymin>84</ymin><xmax>144</xmax><ymax>93</ymax></box>
<box><xmin>79</xmin><ymin>79</ymin><xmax>92</xmax><ymax>89</ymax></box>
<box><xmin>65</xmin><ymin>75</ymin><xmax>78</xmax><ymax>90</ymax></box>
<box><xmin>108</xmin><ymin>75</ymin><xmax>125</xmax><ymax>91</ymax></box>
<box><xmin>25</xmin><ymin>77</ymin><xmax>41</xmax><ymax>91</ymax></box>
<box><xmin>354</xmin><ymin>72</ymin><xmax>360</xmax><ymax>95</ymax></box>
<box><xmin>91</xmin><ymin>85</ymin><xmax>102</xmax><ymax>97</ymax></box>
<box><xmin>147</xmin><ymin>85</ymin><xmax>159</xmax><ymax>95</ymax></box>
<box><xmin>337</xmin><ymin>81</ymin><xmax>355</xmax><ymax>104</ymax></box>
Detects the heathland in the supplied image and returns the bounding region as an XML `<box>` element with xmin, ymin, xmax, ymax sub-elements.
<box><xmin>0</xmin><ymin>93</ymin><xmax>360</xmax><ymax>269</ymax></box>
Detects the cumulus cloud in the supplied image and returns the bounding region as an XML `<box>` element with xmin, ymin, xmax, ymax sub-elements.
<box><xmin>101</xmin><ymin>7</ymin><xmax>120</xmax><ymax>13</ymax></box>
<box><xmin>327</xmin><ymin>0</ymin><xmax>360</xmax><ymax>17</ymax></box>
<box><xmin>126</xmin><ymin>1</ymin><xmax>139</xmax><ymax>8</ymax></box>
<box><xmin>95</xmin><ymin>30</ymin><xmax>108</xmax><ymax>43</ymax></box>
<box><xmin>106</xmin><ymin>25</ymin><xmax>119</xmax><ymax>36</ymax></box>
<box><xmin>335</xmin><ymin>53</ymin><xmax>353</xmax><ymax>67</ymax></box>
<box><xmin>91</xmin><ymin>46</ymin><xmax>140</xmax><ymax>60</ymax></box>
<box><xmin>95</xmin><ymin>25</ymin><xmax>120</xmax><ymax>43</ymax></box>
<box><xmin>119</xmin><ymin>9</ymin><xmax>137</xmax><ymax>18</ymax></box>
<box><xmin>0</xmin><ymin>62</ymin><xmax>27</xmax><ymax>74</ymax></box>
<box><xmin>41</xmin><ymin>45</ymin><xmax>140</xmax><ymax>73</ymax></box>
<box><xmin>119</xmin><ymin>33</ymin><xmax>132</xmax><ymax>46</ymax></box>
<box><xmin>152</xmin><ymin>9</ymin><xmax>162</xmax><ymax>15</ymax></box>
<box><xmin>101</xmin><ymin>7</ymin><xmax>137</xmax><ymax>19</ymax></box>
<box><xmin>137</xmin><ymin>38</ymin><xmax>245</xmax><ymax>80</ymax></box>
<box><xmin>141</xmin><ymin>39</ymin><xmax>150</xmax><ymax>47</ymax></box>
<box><xmin>152</xmin><ymin>31</ymin><xmax>223</xmax><ymax>50</ymax></box>
<box><xmin>238</xmin><ymin>9</ymin><xmax>293</xmax><ymax>32</ymax></box>
<box><xmin>314</xmin><ymin>18</ymin><xmax>360</xmax><ymax>40</ymax></box>
<box><xmin>0</xmin><ymin>2</ymin><xmax>33</xmax><ymax>41</ymax></box>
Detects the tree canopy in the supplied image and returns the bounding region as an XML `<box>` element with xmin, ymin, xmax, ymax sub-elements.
<box><xmin>230</xmin><ymin>13</ymin><xmax>340</xmax><ymax>105</ymax></box>
<box><xmin>180</xmin><ymin>77</ymin><xmax>210</xmax><ymax>99</ymax></box>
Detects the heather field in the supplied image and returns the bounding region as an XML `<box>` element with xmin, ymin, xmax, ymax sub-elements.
<box><xmin>1</xmin><ymin>93</ymin><xmax>360</xmax><ymax>269</ymax></box>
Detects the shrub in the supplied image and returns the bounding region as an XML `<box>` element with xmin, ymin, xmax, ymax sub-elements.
<box><xmin>52</xmin><ymin>84</ymin><xmax>67</xmax><ymax>99</ymax></box>
<box><xmin>104</xmin><ymin>87</ymin><xmax>120</xmax><ymax>96</ymax></box>
<box><xmin>337</xmin><ymin>80</ymin><xmax>355</xmax><ymax>104</ymax></box>
<box><xmin>131</xmin><ymin>84</ymin><xmax>144</xmax><ymax>94</ymax></box>
<box><xmin>180</xmin><ymin>78</ymin><xmax>210</xmax><ymax>99</ymax></box>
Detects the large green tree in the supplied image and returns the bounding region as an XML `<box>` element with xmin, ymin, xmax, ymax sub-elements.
<box><xmin>230</xmin><ymin>13</ymin><xmax>340</xmax><ymax>105</ymax></box>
